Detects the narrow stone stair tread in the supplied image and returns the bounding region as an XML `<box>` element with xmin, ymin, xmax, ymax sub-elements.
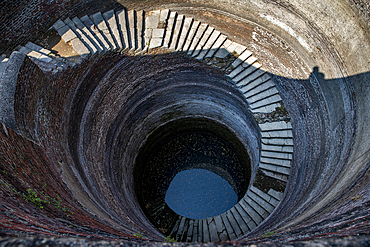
<box><xmin>80</xmin><ymin>15</ymin><xmax>110</xmax><ymax>51</ymax></box>
<box><xmin>169</xmin><ymin>14</ymin><xmax>184</xmax><ymax>50</ymax></box>
<box><xmin>136</xmin><ymin>10</ymin><xmax>144</xmax><ymax>51</ymax></box>
<box><xmin>207</xmin><ymin>218</ymin><xmax>220</xmax><ymax>242</ymax></box>
<box><xmin>103</xmin><ymin>10</ymin><xmax>123</xmax><ymax>49</ymax></box>
<box><xmin>163</xmin><ymin>11</ymin><xmax>177</xmax><ymax>48</ymax></box>
<box><xmin>64</xmin><ymin>17</ymin><xmax>97</xmax><ymax>54</ymax></box>
<box><xmin>205</xmin><ymin>34</ymin><xmax>228</xmax><ymax>59</ymax></box>
<box><xmin>91</xmin><ymin>12</ymin><xmax>117</xmax><ymax>50</ymax></box>
<box><xmin>220</xmin><ymin>213</ymin><xmax>237</xmax><ymax>240</ymax></box>
<box><xmin>176</xmin><ymin>17</ymin><xmax>193</xmax><ymax>51</ymax></box>
<box><xmin>182</xmin><ymin>20</ymin><xmax>200</xmax><ymax>53</ymax></box>
<box><xmin>195</xmin><ymin>30</ymin><xmax>221</xmax><ymax>60</ymax></box>
<box><xmin>116</xmin><ymin>9</ymin><xmax>130</xmax><ymax>49</ymax></box>
<box><xmin>192</xmin><ymin>26</ymin><xmax>214</xmax><ymax>57</ymax></box>
<box><xmin>187</xmin><ymin>23</ymin><xmax>208</xmax><ymax>56</ymax></box>
<box><xmin>72</xmin><ymin>17</ymin><xmax>104</xmax><ymax>52</ymax></box>
<box><xmin>230</xmin><ymin>207</ymin><xmax>250</xmax><ymax>235</ymax></box>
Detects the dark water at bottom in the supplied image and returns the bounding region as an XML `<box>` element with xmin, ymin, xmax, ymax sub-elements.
<box><xmin>165</xmin><ymin>168</ymin><xmax>238</xmax><ymax>219</ymax></box>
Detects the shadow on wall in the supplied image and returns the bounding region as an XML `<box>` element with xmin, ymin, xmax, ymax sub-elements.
<box><xmin>0</xmin><ymin>48</ymin><xmax>369</xmax><ymax>243</ymax></box>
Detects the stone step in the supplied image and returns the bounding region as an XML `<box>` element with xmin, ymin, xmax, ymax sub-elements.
<box><xmin>157</xmin><ymin>9</ymin><xmax>170</xmax><ymax>47</ymax></box>
<box><xmin>250</xmin><ymin>102</ymin><xmax>282</xmax><ymax>114</ymax></box>
<box><xmin>27</xmin><ymin>57</ymin><xmax>62</xmax><ymax>74</ymax></box>
<box><xmin>187</xmin><ymin>23</ymin><xmax>208</xmax><ymax>56</ymax></box>
<box><xmin>262</xmin><ymin>137</ymin><xmax>294</xmax><ymax>146</ymax></box>
<box><xmin>103</xmin><ymin>10</ymin><xmax>123</xmax><ymax>49</ymax></box>
<box><xmin>259</xmin><ymin>121</ymin><xmax>293</xmax><ymax>131</ymax></box>
<box><xmin>212</xmin><ymin>39</ymin><xmax>233</xmax><ymax>59</ymax></box>
<box><xmin>19</xmin><ymin>46</ymin><xmax>53</xmax><ymax>63</ymax></box>
<box><xmin>197</xmin><ymin>218</ymin><xmax>203</xmax><ymax>242</ymax></box>
<box><xmin>245</xmin><ymin>194</ymin><xmax>269</xmax><ymax>219</ymax></box>
<box><xmin>268</xmin><ymin>188</ymin><xmax>284</xmax><ymax>201</ymax></box>
<box><xmin>214</xmin><ymin>215</ymin><xmax>228</xmax><ymax>241</ymax></box>
<box><xmin>195</xmin><ymin>30</ymin><xmax>221</xmax><ymax>61</ymax></box>
<box><xmin>209</xmin><ymin>40</ymin><xmax>247</xmax><ymax>70</ymax></box>
<box><xmin>247</xmin><ymin>189</ymin><xmax>275</xmax><ymax>214</ymax></box>
<box><xmin>80</xmin><ymin>15</ymin><xmax>110</xmax><ymax>51</ymax></box>
<box><xmin>192</xmin><ymin>26</ymin><xmax>215</xmax><ymax>57</ymax></box>
<box><xmin>261</xmin><ymin>150</ymin><xmax>293</xmax><ymax>160</ymax></box>
<box><xmin>235</xmin><ymin>203</ymin><xmax>257</xmax><ymax>231</ymax></box>
<box><xmin>144</xmin><ymin>10</ymin><xmax>161</xmax><ymax>49</ymax></box>
<box><xmin>247</xmin><ymin>87</ymin><xmax>280</xmax><ymax>105</ymax></box>
<box><xmin>241</xmin><ymin>76</ymin><xmax>274</xmax><ymax>96</ymax></box>
<box><xmin>176</xmin><ymin>17</ymin><xmax>193</xmax><ymax>51</ymax></box>
<box><xmin>136</xmin><ymin>10</ymin><xmax>144</xmax><ymax>51</ymax></box>
<box><xmin>182</xmin><ymin>20</ymin><xmax>200</xmax><ymax>53</ymax></box>
<box><xmin>225</xmin><ymin>210</ymin><xmax>242</xmax><ymax>238</ymax></box>
<box><xmin>220</xmin><ymin>213</ymin><xmax>237</xmax><ymax>240</ymax></box>
<box><xmin>237</xmin><ymin>69</ymin><xmax>268</xmax><ymax>91</ymax></box>
<box><xmin>251</xmin><ymin>186</ymin><xmax>281</xmax><ymax>207</ymax></box>
<box><xmin>204</xmin><ymin>34</ymin><xmax>228</xmax><ymax>61</ymax></box>
<box><xmin>91</xmin><ymin>12</ymin><xmax>117</xmax><ymax>50</ymax></box>
<box><xmin>72</xmin><ymin>17</ymin><xmax>104</xmax><ymax>52</ymax></box>
<box><xmin>47</xmin><ymin>52</ymin><xmax>76</xmax><ymax>68</ymax></box>
<box><xmin>261</xmin><ymin>128</ymin><xmax>293</xmax><ymax>138</ymax></box>
<box><xmin>169</xmin><ymin>14</ymin><xmax>185</xmax><ymax>50</ymax></box>
<box><xmin>239</xmin><ymin>73</ymin><xmax>272</xmax><ymax>94</ymax></box>
<box><xmin>18</xmin><ymin>46</ymin><xmax>66</xmax><ymax>74</ymax></box>
<box><xmin>239</xmin><ymin>198</ymin><xmax>263</xmax><ymax>225</ymax></box>
<box><xmin>186</xmin><ymin>219</ymin><xmax>195</xmax><ymax>242</ymax></box>
<box><xmin>25</xmin><ymin>42</ymin><xmax>51</xmax><ymax>56</ymax></box>
<box><xmin>261</xmin><ymin>156</ymin><xmax>292</xmax><ymax>167</ymax></box>
<box><xmin>202</xmin><ymin>218</ymin><xmax>210</xmax><ymax>242</ymax></box>
<box><xmin>169</xmin><ymin>216</ymin><xmax>182</xmax><ymax>237</ymax></box>
<box><xmin>215</xmin><ymin>40</ymin><xmax>247</xmax><ymax>60</ymax></box>
<box><xmin>53</xmin><ymin>19</ymin><xmax>91</xmax><ymax>59</ymax></box>
<box><xmin>260</xmin><ymin>168</ymin><xmax>289</xmax><ymax>182</ymax></box>
<box><xmin>72</xmin><ymin>17</ymin><xmax>104</xmax><ymax>53</ymax></box>
<box><xmin>182</xmin><ymin>218</ymin><xmax>191</xmax><ymax>241</ymax></box>
<box><xmin>228</xmin><ymin>56</ymin><xmax>258</xmax><ymax>79</ymax></box>
<box><xmin>250</xmin><ymin>94</ymin><xmax>282</xmax><ymax>109</ymax></box>
<box><xmin>64</xmin><ymin>17</ymin><xmax>98</xmax><ymax>54</ymax></box>
<box><xmin>207</xmin><ymin>217</ymin><xmax>220</xmax><ymax>242</ymax></box>
<box><xmin>259</xmin><ymin>163</ymin><xmax>290</xmax><ymax>176</ymax></box>
<box><xmin>163</xmin><ymin>11</ymin><xmax>177</xmax><ymax>48</ymax></box>
<box><xmin>175</xmin><ymin>217</ymin><xmax>187</xmax><ymax>241</ymax></box>
<box><xmin>232</xmin><ymin>61</ymin><xmax>262</xmax><ymax>83</ymax></box>
<box><xmin>226</xmin><ymin>42</ymin><xmax>248</xmax><ymax>57</ymax></box>
<box><xmin>230</xmin><ymin>207</ymin><xmax>250</xmax><ymax>235</ymax></box>
<box><xmin>116</xmin><ymin>9</ymin><xmax>130</xmax><ymax>49</ymax></box>
<box><xmin>126</xmin><ymin>10</ymin><xmax>137</xmax><ymax>51</ymax></box>
<box><xmin>227</xmin><ymin>49</ymin><xmax>253</xmax><ymax>72</ymax></box>
<box><xmin>191</xmin><ymin>219</ymin><xmax>199</xmax><ymax>242</ymax></box>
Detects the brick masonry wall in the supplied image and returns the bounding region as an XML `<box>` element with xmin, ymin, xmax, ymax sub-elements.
<box><xmin>0</xmin><ymin>124</ymin><xmax>138</xmax><ymax>239</ymax></box>
<box><xmin>0</xmin><ymin>53</ymin><xmax>142</xmax><ymax>239</ymax></box>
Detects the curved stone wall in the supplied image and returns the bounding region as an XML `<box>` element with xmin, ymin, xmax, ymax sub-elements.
<box><xmin>0</xmin><ymin>0</ymin><xmax>369</xmax><ymax>245</ymax></box>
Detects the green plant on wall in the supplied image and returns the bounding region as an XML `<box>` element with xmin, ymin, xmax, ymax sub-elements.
<box><xmin>2</xmin><ymin>182</ymin><xmax>74</xmax><ymax>215</ymax></box>
<box><xmin>134</xmin><ymin>231</ymin><xmax>143</xmax><ymax>238</ymax></box>
<box><xmin>262</xmin><ymin>231</ymin><xmax>276</xmax><ymax>237</ymax></box>
<box><xmin>164</xmin><ymin>235</ymin><xmax>177</xmax><ymax>242</ymax></box>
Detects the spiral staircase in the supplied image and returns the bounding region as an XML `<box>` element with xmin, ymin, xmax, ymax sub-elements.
<box><xmin>0</xmin><ymin>0</ymin><xmax>369</xmax><ymax>245</ymax></box>
<box><xmin>0</xmin><ymin>8</ymin><xmax>295</xmax><ymax>242</ymax></box>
